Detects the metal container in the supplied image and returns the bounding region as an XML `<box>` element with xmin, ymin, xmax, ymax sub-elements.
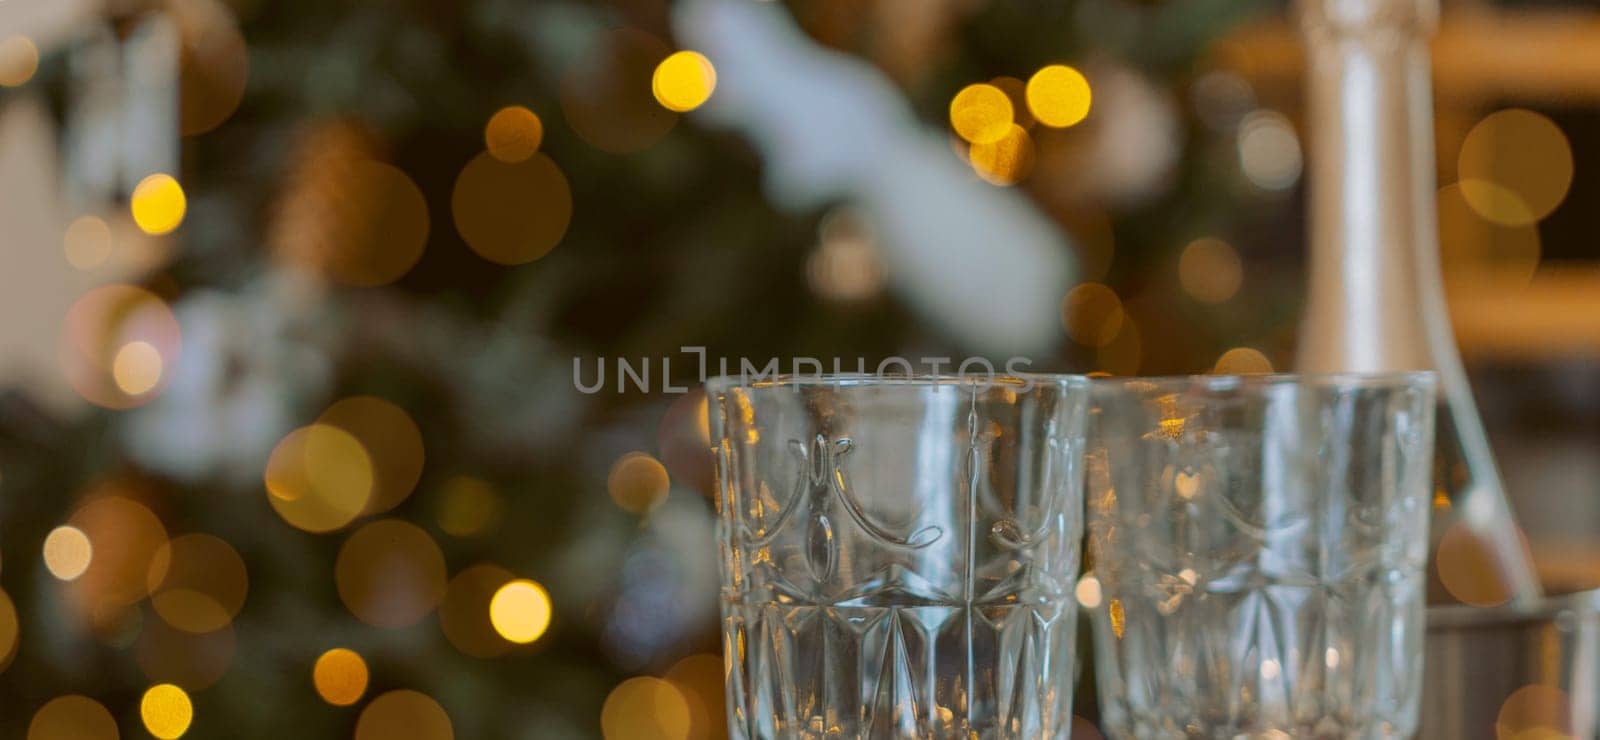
<box><xmin>1423</xmin><ymin>588</ymin><xmax>1600</xmax><ymax>738</ymax></box>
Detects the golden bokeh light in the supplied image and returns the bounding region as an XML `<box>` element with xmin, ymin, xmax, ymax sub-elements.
<box><xmin>436</xmin><ymin>476</ymin><xmax>501</xmax><ymax>538</ymax></box>
<box><xmin>1437</xmin><ymin>183</ymin><xmax>1541</xmax><ymax>294</ymax></box>
<box><xmin>1436</xmin><ymin>521</ymin><xmax>1516</xmax><ymax>608</ymax></box>
<box><xmin>1458</xmin><ymin>109</ymin><xmax>1573</xmax><ymax>226</ymax></box>
<box><xmin>147</xmin><ymin>533</ymin><xmax>248</xmax><ymax>634</ymax></box>
<box><xmin>171</xmin><ymin>0</ymin><xmax>250</xmax><ymax>135</ymax></box>
<box><xmin>68</xmin><ymin>494</ymin><xmax>168</xmax><ymax>610</ymax></box>
<box><xmin>0</xmin><ymin>589</ymin><xmax>16</xmax><ymax>672</ymax></box>
<box><xmin>265</xmin><ymin>424</ymin><xmax>374</xmax><ymax>533</ymax></box>
<box><xmin>608</xmin><ymin>452</ymin><xmax>671</xmax><ymax>514</ymax></box>
<box><xmin>1496</xmin><ymin>684</ymin><xmax>1572</xmax><ymax>739</ymax></box>
<box><xmin>1095</xmin><ymin>315</ymin><xmax>1142</xmax><ymax>376</ymax></box>
<box><xmin>1075</xmin><ymin>575</ymin><xmax>1103</xmax><ymax>609</ymax></box>
<box><xmin>27</xmin><ymin>695</ymin><xmax>119</xmax><ymax>740</ymax></box>
<box><xmin>336</xmin><ymin>519</ymin><xmax>448</xmax><ymax>629</ymax></box>
<box><xmin>43</xmin><ymin>525</ymin><xmax>93</xmax><ymax>582</ymax></box>
<box><xmin>440</xmin><ymin>563</ymin><xmax>518</xmax><ymax>658</ymax></box>
<box><xmin>141</xmin><ymin>684</ymin><xmax>193</xmax><ymax>739</ymax></box>
<box><xmin>318</xmin><ymin>396</ymin><xmax>425</xmax><ymax>516</ymax></box>
<box><xmin>561</xmin><ymin>29</ymin><xmax>678</xmax><ymax>153</ymax></box>
<box><xmin>274</xmin><ymin>155</ymin><xmax>431</xmax><ymax>287</ymax></box>
<box><xmin>1026</xmin><ymin>65</ymin><xmax>1092</xmax><ymax>128</ymax></box>
<box><xmin>61</xmin><ymin>285</ymin><xmax>182</xmax><ymax>410</ymax></box>
<box><xmin>1237</xmin><ymin>110</ymin><xmax>1302</xmax><ymax>192</ymax></box>
<box><xmin>653</xmin><ymin>51</ymin><xmax>717</xmax><ymax>113</ymax></box>
<box><xmin>0</xmin><ymin>36</ymin><xmax>40</xmax><ymax>87</ymax></box>
<box><xmin>489</xmin><ymin>579</ymin><xmax>552</xmax><ymax>644</ymax></box>
<box><xmin>601</xmin><ymin>676</ymin><xmax>692</xmax><ymax>740</ymax></box>
<box><xmin>137</xmin><ymin>614</ymin><xmax>235</xmax><ymax>690</ymax></box>
<box><xmin>64</xmin><ymin>216</ymin><xmax>114</xmax><ymax>270</ymax></box>
<box><xmin>112</xmin><ymin>341</ymin><xmax>164</xmax><ymax>396</ymax></box>
<box><xmin>452</xmin><ymin>152</ymin><xmax>573</xmax><ymax>265</ymax></box>
<box><xmin>666</xmin><ymin>654</ymin><xmax>727</xmax><ymax>740</ymax></box>
<box><xmin>969</xmin><ymin>124</ymin><xmax>1034</xmax><ymax>186</ymax></box>
<box><xmin>485</xmin><ymin>106</ymin><xmax>544</xmax><ymax>163</ymax></box>
<box><xmin>313</xmin><ymin>648</ymin><xmax>370</xmax><ymax>706</ymax></box>
<box><xmin>355</xmin><ymin>690</ymin><xmax>454</xmax><ymax>740</ymax></box>
<box><xmin>1213</xmin><ymin>347</ymin><xmax>1273</xmax><ymax>375</ymax></box>
<box><xmin>1061</xmin><ymin>283</ymin><xmax>1125</xmax><ymax>348</ymax></box>
<box><xmin>1178</xmin><ymin>237</ymin><xmax>1243</xmax><ymax>304</ymax></box>
<box><xmin>131</xmin><ymin>174</ymin><xmax>188</xmax><ymax>236</ymax></box>
<box><xmin>949</xmin><ymin>83</ymin><xmax>1014</xmax><ymax>145</ymax></box>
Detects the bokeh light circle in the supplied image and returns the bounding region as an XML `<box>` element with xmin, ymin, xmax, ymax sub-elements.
<box><xmin>440</xmin><ymin>563</ymin><xmax>518</xmax><ymax>658</ymax></box>
<box><xmin>318</xmin><ymin>396</ymin><xmax>425</xmax><ymax>516</ymax></box>
<box><xmin>43</xmin><ymin>525</ymin><xmax>93</xmax><ymax>581</ymax></box>
<box><xmin>0</xmin><ymin>36</ymin><xmax>40</xmax><ymax>87</ymax></box>
<box><xmin>602</xmin><ymin>676</ymin><xmax>692</xmax><ymax>740</ymax></box>
<box><xmin>485</xmin><ymin>106</ymin><xmax>544</xmax><ymax>163</ymax></box>
<box><xmin>170</xmin><ymin>0</ymin><xmax>250</xmax><ymax>136</ymax></box>
<box><xmin>355</xmin><ymin>690</ymin><xmax>454</xmax><ymax>740</ymax></box>
<box><xmin>488</xmin><ymin>579</ymin><xmax>552</xmax><ymax>644</ymax></box>
<box><xmin>313</xmin><ymin>648</ymin><xmax>370</xmax><ymax>706</ymax></box>
<box><xmin>1026</xmin><ymin>65</ymin><xmax>1092</xmax><ymax>128</ymax></box>
<box><xmin>64</xmin><ymin>216</ymin><xmax>114</xmax><ymax>270</ymax></box>
<box><xmin>1437</xmin><ymin>184</ymin><xmax>1541</xmax><ymax>293</ymax></box>
<box><xmin>665</xmin><ymin>654</ymin><xmax>726</xmax><ymax>740</ymax></box>
<box><xmin>131</xmin><ymin>174</ymin><xmax>188</xmax><ymax>236</ymax></box>
<box><xmin>1496</xmin><ymin>684</ymin><xmax>1572</xmax><ymax>739</ymax></box>
<box><xmin>1061</xmin><ymin>283</ymin><xmax>1125</xmax><ymax>348</ymax></box>
<box><xmin>653</xmin><ymin>51</ymin><xmax>717</xmax><ymax>113</ymax></box>
<box><xmin>137</xmin><ymin>616</ymin><xmax>235</xmax><ymax>690</ymax></box>
<box><xmin>608</xmin><ymin>452</ymin><xmax>671</xmax><ymax>514</ymax></box>
<box><xmin>273</xmin><ymin>154</ymin><xmax>430</xmax><ymax>287</ymax></box>
<box><xmin>1458</xmin><ymin>109</ymin><xmax>1573</xmax><ymax>226</ymax></box>
<box><xmin>949</xmin><ymin>84</ymin><xmax>1013</xmax><ymax>145</ymax></box>
<box><xmin>1436</xmin><ymin>521</ymin><xmax>1517</xmax><ymax>607</ymax></box>
<box><xmin>68</xmin><ymin>494</ymin><xmax>168</xmax><ymax>610</ymax></box>
<box><xmin>1178</xmin><ymin>237</ymin><xmax>1243</xmax><ymax>304</ymax></box>
<box><xmin>27</xmin><ymin>695</ymin><xmax>119</xmax><ymax>740</ymax></box>
<box><xmin>336</xmin><ymin>519</ymin><xmax>448</xmax><ymax>629</ymax></box>
<box><xmin>265</xmin><ymin>424</ymin><xmax>374</xmax><ymax>533</ymax></box>
<box><xmin>561</xmin><ymin>29</ymin><xmax>678</xmax><ymax>153</ymax></box>
<box><xmin>60</xmin><ymin>285</ymin><xmax>182</xmax><ymax>410</ymax></box>
<box><xmin>452</xmin><ymin>152</ymin><xmax>573</xmax><ymax>266</ymax></box>
<box><xmin>1213</xmin><ymin>347</ymin><xmax>1273</xmax><ymax>374</ymax></box>
<box><xmin>141</xmin><ymin>684</ymin><xmax>193</xmax><ymax>739</ymax></box>
<box><xmin>147</xmin><ymin>533</ymin><xmax>249</xmax><ymax>634</ymax></box>
<box><xmin>969</xmin><ymin>124</ymin><xmax>1034</xmax><ymax>186</ymax></box>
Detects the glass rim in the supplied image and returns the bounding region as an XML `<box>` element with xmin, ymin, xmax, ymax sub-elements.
<box><xmin>1088</xmin><ymin>370</ymin><xmax>1437</xmax><ymax>391</ymax></box>
<box><xmin>705</xmin><ymin>372</ymin><xmax>1087</xmax><ymax>394</ymax></box>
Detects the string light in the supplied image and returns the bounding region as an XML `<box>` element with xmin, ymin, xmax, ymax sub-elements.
<box><xmin>131</xmin><ymin>174</ymin><xmax>188</xmax><ymax>236</ymax></box>
<box><xmin>601</xmin><ymin>677</ymin><xmax>692</xmax><ymax>740</ymax></box>
<box><xmin>440</xmin><ymin>563</ymin><xmax>518</xmax><ymax>658</ymax></box>
<box><xmin>313</xmin><ymin>648</ymin><xmax>369</xmax><ymax>706</ymax></box>
<box><xmin>949</xmin><ymin>84</ymin><xmax>1014</xmax><ymax>145</ymax></box>
<box><xmin>653</xmin><ymin>51</ymin><xmax>717</xmax><ymax>113</ymax></box>
<box><xmin>140</xmin><ymin>684</ymin><xmax>194</xmax><ymax>739</ymax></box>
<box><xmin>489</xmin><ymin>579</ymin><xmax>552</xmax><ymax>644</ymax></box>
<box><xmin>1178</xmin><ymin>238</ymin><xmax>1243</xmax><ymax>304</ymax></box>
<box><xmin>1458</xmin><ymin>109</ymin><xmax>1572</xmax><ymax>226</ymax></box>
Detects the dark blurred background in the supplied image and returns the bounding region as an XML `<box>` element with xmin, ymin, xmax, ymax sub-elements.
<box><xmin>0</xmin><ymin>0</ymin><xmax>1595</xmax><ymax>737</ymax></box>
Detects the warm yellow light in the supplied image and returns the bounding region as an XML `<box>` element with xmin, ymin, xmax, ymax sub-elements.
<box><xmin>485</xmin><ymin>106</ymin><xmax>544</xmax><ymax>163</ymax></box>
<box><xmin>1213</xmin><ymin>347</ymin><xmax>1273</xmax><ymax>375</ymax></box>
<box><xmin>1459</xmin><ymin>109</ymin><xmax>1573</xmax><ymax>226</ymax></box>
<box><xmin>1178</xmin><ymin>238</ymin><xmax>1243</xmax><ymax>304</ymax></box>
<box><xmin>653</xmin><ymin>51</ymin><xmax>717</xmax><ymax>113</ymax></box>
<box><xmin>355</xmin><ymin>690</ymin><xmax>454</xmax><ymax>740</ymax></box>
<box><xmin>608</xmin><ymin>452</ymin><xmax>671</xmax><ymax>514</ymax></box>
<box><xmin>264</xmin><ymin>424</ymin><xmax>374</xmax><ymax>533</ymax></box>
<box><xmin>140</xmin><ymin>684</ymin><xmax>193</xmax><ymax>739</ymax></box>
<box><xmin>601</xmin><ymin>677</ymin><xmax>692</xmax><ymax>740</ymax></box>
<box><xmin>112</xmin><ymin>341</ymin><xmax>164</xmax><ymax>396</ymax></box>
<box><xmin>313</xmin><ymin>648</ymin><xmax>369</xmax><ymax>706</ymax></box>
<box><xmin>0</xmin><ymin>36</ymin><xmax>39</xmax><ymax>87</ymax></box>
<box><xmin>1026</xmin><ymin>65</ymin><xmax>1092</xmax><ymax>128</ymax></box>
<box><xmin>949</xmin><ymin>84</ymin><xmax>1014</xmax><ymax>145</ymax></box>
<box><xmin>146</xmin><ymin>533</ymin><xmax>249</xmax><ymax>634</ymax></box>
<box><xmin>43</xmin><ymin>526</ymin><xmax>93</xmax><ymax>581</ymax></box>
<box><xmin>452</xmin><ymin>152</ymin><xmax>573</xmax><ymax>265</ymax></box>
<box><xmin>1074</xmin><ymin>575</ymin><xmax>1102</xmax><ymax>609</ymax></box>
<box><xmin>335</xmin><ymin>519</ymin><xmax>447</xmax><ymax>629</ymax></box>
<box><xmin>131</xmin><ymin>174</ymin><xmax>187</xmax><ymax>236</ymax></box>
<box><xmin>968</xmin><ymin>124</ymin><xmax>1034</xmax><ymax>186</ymax></box>
<box><xmin>64</xmin><ymin>216</ymin><xmax>114</xmax><ymax>270</ymax></box>
<box><xmin>489</xmin><ymin>578</ymin><xmax>552</xmax><ymax>644</ymax></box>
<box><xmin>27</xmin><ymin>695</ymin><xmax>119</xmax><ymax>740</ymax></box>
<box><xmin>318</xmin><ymin>396</ymin><xmax>425</xmax><ymax>516</ymax></box>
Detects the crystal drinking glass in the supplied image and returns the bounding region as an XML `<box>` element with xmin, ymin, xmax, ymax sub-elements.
<box><xmin>708</xmin><ymin>374</ymin><xmax>1089</xmax><ymax>739</ymax></box>
<box><xmin>1085</xmin><ymin>373</ymin><xmax>1436</xmax><ymax>739</ymax></box>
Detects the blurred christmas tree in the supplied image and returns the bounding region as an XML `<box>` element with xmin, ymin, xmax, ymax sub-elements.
<box><xmin>0</xmin><ymin>0</ymin><xmax>1290</xmax><ymax>737</ymax></box>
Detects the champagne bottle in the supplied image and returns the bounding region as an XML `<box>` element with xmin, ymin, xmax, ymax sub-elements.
<box><xmin>1294</xmin><ymin>0</ymin><xmax>1541</xmax><ymax>605</ymax></box>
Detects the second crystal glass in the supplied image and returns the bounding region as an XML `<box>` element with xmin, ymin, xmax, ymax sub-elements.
<box><xmin>709</xmin><ymin>374</ymin><xmax>1088</xmax><ymax>739</ymax></box>
<box><xmin>1085</xmin><ymin>373</ymin><xmax>1436</xmax><ymax>739</ymax></box>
